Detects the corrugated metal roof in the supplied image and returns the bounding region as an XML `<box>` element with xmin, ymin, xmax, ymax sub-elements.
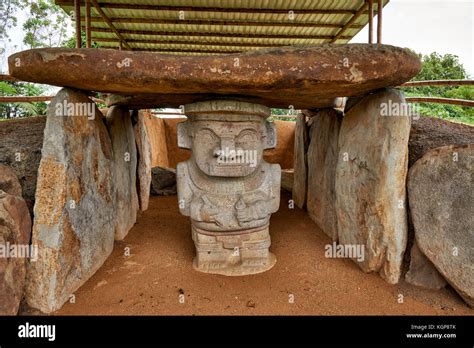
<box><xmin>55</xmin><ymin>0</ymin><xmax>389</xmax><ymax>55</ymax></box>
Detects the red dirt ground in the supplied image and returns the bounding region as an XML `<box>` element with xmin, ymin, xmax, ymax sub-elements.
<box><xmin>51</xmin><ymin>191</ymin><xmax>472</xmax><ymax>315</ymax></box>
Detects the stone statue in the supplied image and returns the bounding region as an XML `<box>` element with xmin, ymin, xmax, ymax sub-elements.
<box><xmin>177</xmin><ymin>100</ymin><xmax>281</xmax><ymax>275</ymax></box>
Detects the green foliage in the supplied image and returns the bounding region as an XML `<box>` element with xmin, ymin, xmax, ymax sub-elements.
<box><xmin>402</xmin><ymin>52</ymin><xmax>473</xmax><ymax>125</ymax></box>
<box><xmin>0</xmin><ymin>0</ymin><xmax>23</xmax><ymax>41</ymax></box>
<box><xmin>269</xmin><ymin>108</ymin><xmax>297</xmax><ymax>122</ymax></box>
<box><xmin>23</xmin><ymin>0</ymin><xmax>69</xmax><ymax>48</ymax></box>
<box><xmin>0</xmin><ymin>80</ymin><xmax>48</xmax><ymax>118</ymax></box>
<box><xmin>62</xmin><ymin>31</ymin><xmax>100</xmax><ymax>48</ymax></box>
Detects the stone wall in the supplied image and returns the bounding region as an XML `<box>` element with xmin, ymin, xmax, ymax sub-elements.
<box><xmin>0</xmin><ymin>117</ymin><xmax>46</xmax><ymax>213</ymax></box>
<box><xmin>295</xmin><ymin>94</ymin><xmax>473</xmax><ymax>305</ymax></box>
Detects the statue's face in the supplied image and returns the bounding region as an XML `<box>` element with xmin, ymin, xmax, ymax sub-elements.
<box><xmin>191</xmin><ymin>120</ymin><xmax>265</xmax><ymax>177</ymax></box>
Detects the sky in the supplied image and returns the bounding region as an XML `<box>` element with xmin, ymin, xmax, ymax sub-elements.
<box><xmin>352</xmin><ymin>0</ymin><xmax>474</xmax><ymax>76</ymax></box>
<box><xmin>1</xmin><ymin>0</ymin><xmax>473</xmax><ymax>76</ymax></box>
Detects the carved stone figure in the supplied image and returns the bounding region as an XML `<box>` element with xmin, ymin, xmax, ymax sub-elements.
<box><xmin>177</xmin><ymin>100</ymin><xmax>281</xmax><ymax>275</ymax></box>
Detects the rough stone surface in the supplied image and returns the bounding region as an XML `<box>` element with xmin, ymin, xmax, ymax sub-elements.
<box><xmin>25</xmin><ymin>88</ymin><xmax>116</xmax><ymax>313</ymax></box>
<box><xmin>405</xmin><ymin>242</ymin><xmax>447</xmax><ymax>290</ymax></box>
<box><xmin>292</xmin><ymin>114</ymin><xmax>308</xmax><ymax>209</ymax></box>
<box><xmin>9</xmin><ymin>45</ymin><xmax>420</xmax><ymax>110</ymax></box>
<box><xmin>177</xmin><ymin>100</ymin><xmax>280</xmax><ymax>275</ymax></box>
<box><xmin>0</xmin><ymin>164</ymin><xmax>23</xmax><ymax>197</ymax></box>
<box><xmin>335</xmin><ymin>88</ymin><xmax>410</xmax><ymax>284</ymax></box>
<box><xmin>405</xmin><ymin>116</ymin><xmax>473</xmax><ymax>276</ymax></box>
<box><xmin>306</xmin><ymin>109</ymin><xmax>342</xmax><ymax>241</ymax></box>
<box><xmin>408</xmin><ymin>144</ymin><xmax>473</xmax><ymax>307</ymax></box>
<box><xmin>144</xmin><ymin>114</ymin><xmax>169</xmax><ymax>168</ymax></box>
<box><xmin>160</xmin><ymin>118</ymin><xmax>295</xmax><ymax>170</ymax></box>
<box><xmin>134</xmin><ymin>110</ymin><xmax>152</xmax><ymax>211</ymax></box>
<box><xmin>150</xmin><ymin>167</ymin><xmax>176</xmax><ymax>196</ymax></box>
<box><xmin>106</xmin><ymin>106</ymin><xmax>138</xmax><ymax>240</ymax></box>
<box><xmin>0</xmin><ymin>117</ymin><xmax>46</xmax><ymax>212</ymax></box>
<box><xmin>409</xmin><ymin>116</ymin><xmax>474</xmax><ymax>167</ymax></box>
<box><xmin>0</xmin><ymin>189</ymin><xmax>31</xmax><ymax>315</ymax></box>
<box><xmin>280</xmin><ymin>169</ymin><xmax>294</xmax><ymax>192</ymax></box>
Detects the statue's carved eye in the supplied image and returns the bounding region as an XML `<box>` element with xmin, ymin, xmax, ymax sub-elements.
<box><xmin>236</xmin><ymin>129</ymin><xmax>258</xmax><ymax>146</ymax></box>
<box><xmin>196</xmin><ymin>129</ymin><xmax>219</xmax><ymax>143</ymax></box>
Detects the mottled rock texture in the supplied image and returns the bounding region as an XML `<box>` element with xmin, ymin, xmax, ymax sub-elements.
<box><xmin>0</xmin><ymin>183</ymin><xmax>31</xmax><ymax>314</ymax></box>
<box><xmin>106</xmin><ymin>106</ymin><xmax>138</xmax><ymax>240</ymax></box>
<box><xmin>336</xmin><ymin>89</ymin><xmax>410</xmax><ymax>284</ymax></box>
<box><xmin>0</xmin><ymin>165</ymin><xmax>23</xmax><ymax>197</ymax></box>
<box><xmin>0</xmin><ymin>117</ymin><xmax>46</xmax><ymax>212</ymax></box>
<box><xmin>408</xmin><ymin>144</ymin><xmax>473</xmax><ymax>307</ymax></box>
<box><xmin>306</xmin><ymin>109</ymin><xmax>342</xmax><ymax>241</ymax></box>
<box><xmin>25</xmin><ymin>88</ymin><xmax>116</xmax><ymax>313</ymax></box>
<box><xmin>9</xmin><ymin>45</ymin><xmax>420</xmax><ymax>109</ymax></box>
<box><xmin>405</xmin><ymin>242</ymin><xmax>446</xmax><ymax>290</ymax></box>
<box><xmin>292</xmin><ymin>114</ymin><xmax>308</xmax><ymax>209</ymax></box>
<box><xmin>280</xmin><ymin>169</ymin><xmax>294</xmax><ymax>193</ymax></box>
<box><xmin>134</xmin><ymin>110</ymin><xmax>152</xmax><ymax>211</ymax></box>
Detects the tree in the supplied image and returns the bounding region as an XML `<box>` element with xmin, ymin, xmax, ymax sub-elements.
<box><xmin>23</xmin><ymin>0</ymin><xmax>69</xmax><ymax>48</ymax></box>
<box><xmin>402</xmin><ymin>53</ymin><xmax>473</xmax><ymax>125</ymax></box>
<box><xmin>0</xmin><ymin>80</ymin><xmax>47</xmax><ymax>118</ymax></box>
<box><xmin>0</xmin><ymin>0</ymin><xmax>23</xmax><ymax>41</ymax></box>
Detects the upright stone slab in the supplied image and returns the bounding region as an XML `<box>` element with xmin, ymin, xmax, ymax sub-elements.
<box><xmin>292</xmin><ymin>113</ymin><xmax>308</xmax><ymax>209</ymax></box>
<box><xmin>335</xmin><ymin>88</ymin><xmax>410</xmax><ymax>284</ymax></box>
<box><xmin>408</xmin><ymin>144</ymin><xmax>473</xmax><ymax>306</ymax></box>
<box><xmin>405</xmin><ymin>242</ymin><xmax>446</xmax><ymax>290</ymax></box>
<box><xmin>134</xmin><ymin>110</ymin><xmax>152</xmax><ymax>211</ymax></box>
<box><xmin>0</xmin><ymin>186</ymin><xmax>31</xmax><ymax>314</ymax></box>
<box><xmin>106</xmin><ymin>106</ymin><xmax>138</xmax><ymax>240</ymax></box>
<box><xmin>26</xmin><ymin>88</ymin><xmax>115</xmax><ymax>313</ymax></box>
<box><xmin>306</xmin><ymin>109</ymin><xmax>342</xmax><ymax>241</ymax></box>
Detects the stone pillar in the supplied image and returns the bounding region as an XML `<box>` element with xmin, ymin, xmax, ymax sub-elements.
<box><xmin>176</xmin><ymin>100</ymin><xmax>281</xmax><ymax>276</ymax></box>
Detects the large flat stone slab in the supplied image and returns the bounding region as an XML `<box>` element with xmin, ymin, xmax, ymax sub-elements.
<box><xmin>106</xmin><ymin>106</ymin><xmax>138</xmax><ymax>240</ymax></box>
<box><xmin>9</xmin><ymin>45</ymin><xmax>420</xmax><ymax>109</ymax></box>
<box><xmin>335</xmin><ymin>88</ymin><xmax>410</xmax><ymax>284</ymax></box>
<box><xmin>292</xmin><ymin>114</ymin><xmax>308</xmax><ymax>209</ymax></box>
<box><xmin>25</xmin><ymin>88</ymin><xmax>116</xmax><ymax>313</ymax></box>
<box><xmin>306</xmin><ymin>109</ymin><xmax>342</xmax><ymax>241</ymax></box>
<box><xmin>134</xmin><ymin>111</ymin><xmax>152</xmax><ymax>211</ymax></box>
<box><xmin>408</xmin><ymin>144</ymin><xmax>473</xmax><ymax>307</ymax></box>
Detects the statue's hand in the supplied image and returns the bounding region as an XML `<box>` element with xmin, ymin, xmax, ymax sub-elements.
<box><xmin>236</xmin><ymin>206</ymin><xmax>253</xmax><ymax>223</ymax></box>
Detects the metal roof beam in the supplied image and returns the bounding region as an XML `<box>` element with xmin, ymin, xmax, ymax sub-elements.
<box><xmin>331</xmin><ymin>2</ymin><xmax>369</xmax><ymax>43</ymax></box>
<box><xmin>57</xmin><ymin>1</ymin><xmax>359</xmax><ymax>15</ymax></box>
<box><xmin>92</xmin><ymin>38</ymin><xmax>286</xmax><ymax>48</ymax></box>
<box><xmin>90</xmin><ymin>0</ymin><xmax>131</xmax><ymax>50</ymax></box>
<box><xmin>85</xmin><ymin>27</ymin><xmax>352</xmax><ymax>40</ymax></box>
<box><xmin>79</xmin><ymin>16</ymin><xmax>364</xmax><ymax>29</ymax></box>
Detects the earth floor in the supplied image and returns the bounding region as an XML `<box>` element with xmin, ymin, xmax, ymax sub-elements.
<box><xmin>46</xmin><ymin>191</ymin><xmax>471</xmax><ymax>315</ymax></box>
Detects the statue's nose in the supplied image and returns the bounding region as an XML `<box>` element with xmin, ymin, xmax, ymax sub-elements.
<box><xmin>214</xmin><ymin>137</ymin><xmax>243</xmax><ymax>159</ymax></box>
